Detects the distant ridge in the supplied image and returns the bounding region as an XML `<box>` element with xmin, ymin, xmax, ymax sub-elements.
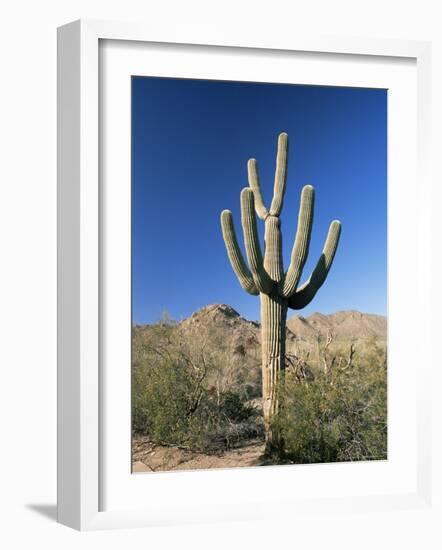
<box><xmin>176</xmin><ymin>304</ymin><xmax>386</xmax><ymax>344</ymax></box>
<box><xmin>287</xmin><ymin>310</ymin><xmax>386</xmax><ymax>342</ymax></box>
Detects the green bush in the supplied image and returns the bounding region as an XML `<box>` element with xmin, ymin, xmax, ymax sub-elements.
<box><xmin>132</xmin><ymin>322</ymin><xmax>263</xmax><ymax>452</ymax></box>
<box><xmin>273</xmin><ymin>342</ymin><xmax>387</xmax><ymax>463</ymax></box>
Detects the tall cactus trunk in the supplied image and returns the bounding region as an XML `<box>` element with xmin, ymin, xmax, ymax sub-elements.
<box><xmin>260</xmin><ymin>291</ymin><xmax>288</xmax><ymax>455</ymax></box>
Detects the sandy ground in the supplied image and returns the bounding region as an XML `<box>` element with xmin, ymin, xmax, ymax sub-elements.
<box><xmin>132</xmin><ymin>436</ymin><xmax>266</xmax><ymax>473</ymax></box>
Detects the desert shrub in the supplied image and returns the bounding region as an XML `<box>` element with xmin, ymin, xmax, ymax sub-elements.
<box><xmin>273</xmin><ymin>341</ymin><xmax>387</xmax><ymax>463</ymax></box>
<box><xmin>133</xmin><ymin>316</ymin><xmax>387</xmax><ymax>462</ymax></box>
<box><xmin>132</xmin><ymin>321</ymin><xmax>263</xmax><ymax>452</ymax></box>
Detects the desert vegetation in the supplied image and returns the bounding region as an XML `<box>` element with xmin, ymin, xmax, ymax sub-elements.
<box><xmin>132</xmin><ymin>305</ymin><xmax>387</xmax><ymax>471</ymax></box>
<box><xmin>132</xmin><ymin>310</ymin><xmax>265</xmax><ymax>454</ymax></box>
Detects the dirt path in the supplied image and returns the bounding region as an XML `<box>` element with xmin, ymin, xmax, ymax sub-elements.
<box><xmin>132</xmin><ymin>437</ymin><xmax>266</xmax><ymax>473</ymax></box>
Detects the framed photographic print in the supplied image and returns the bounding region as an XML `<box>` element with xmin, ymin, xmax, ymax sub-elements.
<box><xmin>57</xmin><ymin>20</ymin><xmax>433</xmax><ymax>530</ymax></box>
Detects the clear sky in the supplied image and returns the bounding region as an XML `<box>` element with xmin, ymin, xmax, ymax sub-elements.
<box><xmin>132</xmin><ymin>77</ymin><xmax>387</xmax><ymax>324</ymax></box>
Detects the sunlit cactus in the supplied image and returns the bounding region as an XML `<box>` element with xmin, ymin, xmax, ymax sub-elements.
<box><xmin>220</xmin><ymin>133</ymin><xmax>342</xmax><ymax>454</ymax></box>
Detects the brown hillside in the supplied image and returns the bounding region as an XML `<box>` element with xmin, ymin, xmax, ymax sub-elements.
<box><xmin>287</xmin><ymin>310</ymin><xmax>387</xmax><ymax>342</ymax></box>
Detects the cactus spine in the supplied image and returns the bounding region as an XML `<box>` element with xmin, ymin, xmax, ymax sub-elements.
<box><xmin>220</xmin><ymin>133</ymin><xmax>342</xmax><ymax>454</ymax></box>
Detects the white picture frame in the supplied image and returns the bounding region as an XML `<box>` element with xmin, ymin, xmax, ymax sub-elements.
<box><xmin>57</xmin><ymin>19</ymin><xmax>433</xmax><ymax>531</ymax></box>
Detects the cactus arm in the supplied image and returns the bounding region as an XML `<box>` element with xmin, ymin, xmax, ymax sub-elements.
<box><xmin>269</xmin><ymin>133</ymin><xmax>288</xmax><ymax>216</ymax></box>
<box><xmin>280</xmin><ymin>185</ymin><xmax>315</xmax><ymax>298</ymax></box>
<box><xmin>240</xmin><ymin>188</ymin><xmax>273</xmax><ymax>293</ymax></box>
<box><xmin>288</xmin><ymin>220</ymin><xmax>341</xmax><ymax>310</ymax></box>
<box><xmin>263</xmin><ymin>216</ymin><xmax>284</xmax><ymax>283</ymax></box>
<box><xmin>247</xmin><ymin>159</ymin><xmax>269</xmax><ymax>220</ymax></box>
<box><xmin>220</xmin><ymin>209</ymin><xmax>259</xmax><ymax>295</ymax></box>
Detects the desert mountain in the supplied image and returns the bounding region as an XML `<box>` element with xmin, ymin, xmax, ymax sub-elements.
<box><xmin>287</xmin><ymin>310</ymin><xmax>387</xmax><ymax>342</ymax></box>
<box><xmin>178</xmin><ymin>303</ymin><xmax>299</xmax><ymax>350</ymax></box>
<box><xmin>177</xmin><ymin>304</ymin><xmax>386</xmax><ymax>346</ymax></box>
<box><xmin>180</xmin><ymin>303</ymin><xmax>259</xmax><ymax>332</ymax></box>
<box><xmin>178</xmin><ymin>303</ymin><xmax>260</xmax><ymax>353</ymax></box>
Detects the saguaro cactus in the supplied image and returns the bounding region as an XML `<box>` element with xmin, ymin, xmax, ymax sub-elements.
<box><xmin>220</xmin><ymin>133</ymin><xmax>342</xmax><ymax>454</ymax></box>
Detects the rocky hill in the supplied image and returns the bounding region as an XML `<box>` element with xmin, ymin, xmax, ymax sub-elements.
<box><xmin>180</xmin><ymin>303</ymin><xmax>259</xmax><ymax>333</ymax></box>
<box><xmin>178</xmin><ymin>303</ymin><xmax>299</xmax><ymax>353</ymax></box>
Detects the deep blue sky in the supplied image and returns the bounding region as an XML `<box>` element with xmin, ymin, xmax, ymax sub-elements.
<box><xmin>132</xmin><ymin>77</ymin><xmax>387</xmax><ymax>324</ymax></box>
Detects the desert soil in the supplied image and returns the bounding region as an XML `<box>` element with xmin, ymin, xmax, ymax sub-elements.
<box><xmin>132</xmin><ymin>436</ymin><xmax>266</xmax><ymax>473</ymax></box>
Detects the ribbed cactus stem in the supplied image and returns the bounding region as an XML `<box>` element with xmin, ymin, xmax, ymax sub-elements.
<box><xmin>263</xmin><ymin>216</ymin><xmax>283</xmax><ymax>282</ymax></box>
<box><xmin>281</xmin><ymin>184</ymin><xmax>315</xmax><ymax>297</ymax></box>
<box><xmin>247</xmin><ymin>159</ymin><xmax>269</xmax><ymax>220</ymax></box>
<box><xmin>220</xmin><ymin>132</ymin><xmax>342</xmax><ymax>456</ymax></box>
<box><xmin>289</xmin><ymin>220</ymin><xmax>341</xmax><ymax>310</ymax></box>
<box><xmin>240</xmin><ymin>188</ymin><xmax>273</xmax><ymax>294</ymax></box>
<box><xmin>260</xmin><ymin>291</ymin><xmax>288</xmax><ymax>450</ymax></box>
<box><xmin>220</xmin><ymin>210</ymin><xmax>259</xmax><ymax>295</ymax></box>
<box><xmin>269</xmin><ymin>132</ymin><xmax>288</xmax><ymax>216</ymax></box>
